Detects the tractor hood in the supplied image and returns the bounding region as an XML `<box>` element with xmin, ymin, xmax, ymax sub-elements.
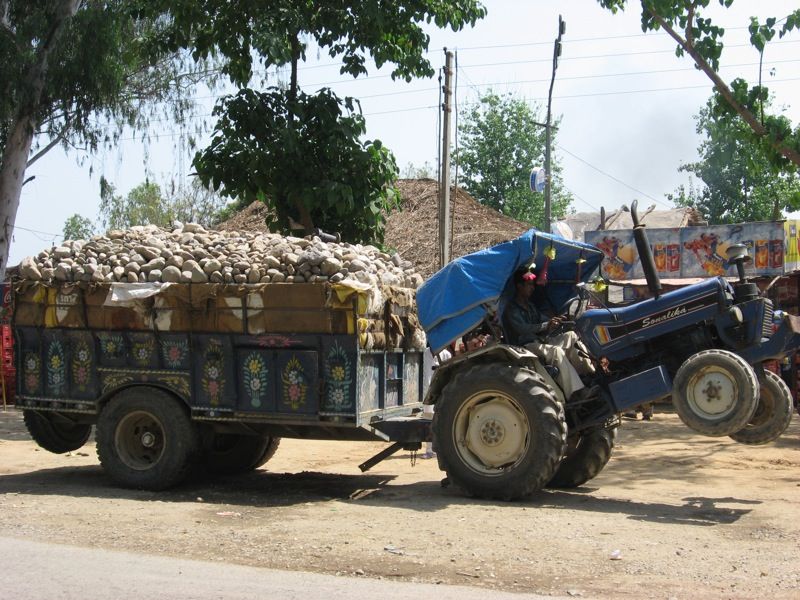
<box><xmin>417</xmin><ymin>229</ymin><xmax>604</xmax><ymax>353</ymax></box>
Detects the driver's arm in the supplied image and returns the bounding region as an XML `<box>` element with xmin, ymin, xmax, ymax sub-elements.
<box><xmin>504</xmin><ymin>303</ymin><xmax>548</xmax><ymax>345</ymax></box>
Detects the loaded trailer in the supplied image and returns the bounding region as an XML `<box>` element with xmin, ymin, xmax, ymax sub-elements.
<box><xmin>11</xmin><ymin>279</ymin><xmax>431</xmax><ymax>489</ymax></box>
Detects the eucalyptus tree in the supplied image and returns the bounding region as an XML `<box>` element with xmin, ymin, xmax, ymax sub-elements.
<box><xmin>0</xmin><ymin>0</ymin><xmax>212</xmax><ymax>278</ymax></box>
<box><xmin>599</xmin><ymin>1</ymin><xmax>800</xmax><ymax>170</ymax></box>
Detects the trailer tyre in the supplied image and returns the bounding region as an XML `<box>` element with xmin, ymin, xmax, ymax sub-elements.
<box><xmin>672</xmin><ymin>349</ymin><xmax>759</xmax><ymax>437</ymax></box>
<box><xmin>433</xmin><ymin>363</ymin><xmax>566</xmax><ymax>500</ymax></box>
<box><xmin>729</xmin><ymin>370</ymin><xmax>793</xmax><ymax>445</ymax></box>
<box><xmin>23</xmin><ymin>410</ymin><xmax>92</xmax><ymax>454</ymax></box>
<box><xmin>96</xmin><ymin>387</ymin><xmax>198</xmax><ymax>490</ymax></box>
<box><xmin>547</xmin><ymin>426</ymin><xmax>617</xmax><ymax>489</ymax></box>
<box><xmin>202</xmin><ymin>433</ymin><xmax>281</xmax><ymax>475</ymax></box>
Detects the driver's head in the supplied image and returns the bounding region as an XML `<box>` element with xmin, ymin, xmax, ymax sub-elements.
<box><xmin>513</xmin><ymin>266</ymin><xmax>537</xmax><ymax>298</ymax></box>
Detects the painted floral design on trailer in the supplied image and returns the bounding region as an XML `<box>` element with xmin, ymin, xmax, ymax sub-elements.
<box><xmin>324</xmin><ymin>341</ymin><xmax>352</xmax><ymax>412</ymax></box>
<box><xmin>243</xmin><ymin>352</ymin><xmax>268</xmax><ymax>408</ymax></box>
<box><xmin>98</xmin><ymin>333</ymin><xmax>125</xmax><ymax>360</ymax></box>
<box><xmin>161</xmin><ymin>339</ymin><xmax>189</xmax><ymax>369</ymax></box>
<box><xmin>47</xmin><ymin>340</ymin><xmax>67</xmax><ymax>395</ymax></box>
<box><xmin>24</xmin><ymin>353</ymin><xmax>41</xmax><ymax>394</ymax></box>
<box><xmin>282</xmin><ymin>356</ymin><xmax>308</xmax><ymax>410</ymax></box>
<box><xmin>131</xmin><ymin>336</ymin><xmax>156</xmax><ymax>367</ymax></box>
<box><xmin>201</xmin><ymin>340</ymin><xmax>226</xmax><ymax>406</ymax></box>
<box><xmin>71</xmin><ymin>338</ymin><xmax>92</xmax><ymax>392</ymax></box>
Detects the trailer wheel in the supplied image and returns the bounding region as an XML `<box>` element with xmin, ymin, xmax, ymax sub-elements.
<box><xmin>433</xmin><ymin>363</ymin><xmax>566</xmax><ymax>500</ymax></box>
<box><xmin>96</xmin><ymin>387</ymin><xmax>198</xmax><ymax>490</ymax></box>
<box><xmin>202</xmin><ymin>433</ymin><xmax>281</xmax><ymax>475</ymax></box>
<box><xmin>547</xmin><ymin>426</ymin><xmax>617</xmax><ymax>489</ymax></box>
<box><xmin>729</xmin><ymin>370</ymin><xmax>793</xmax><ymax>445</ymax></box>
<box><xmin>23</xmin><ymin>410</ymin><xmax>92</xmax><ymax>454</ymax></box>
<box><xmin>672</xmin><ymin>349</ymin><xmax>759</xmax><ymax>436</ymax></box>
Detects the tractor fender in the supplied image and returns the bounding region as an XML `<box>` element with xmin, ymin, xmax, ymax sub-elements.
<box><xmin>424</xmin><ymin>344</ymin><xmax>564</xmax><ymax>406</ymax></box>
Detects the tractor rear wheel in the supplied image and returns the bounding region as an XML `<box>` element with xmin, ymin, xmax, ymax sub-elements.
<box><xmin>672</xmin><ymin>349</ymin><xmax>759</xmax><ymax>436</ymax></box>
<box><xmin>433</xmin><ymin>362</ymin><xmax>566</xmax><ymax>500</ymax></box>
<box><xmin>547</xmin><ymin>426</ymin><xmax>617</xmax><ymax>489</ymax></box>
<box><xmin>23</xmin><ymin>410</ymin><xmax>92</xmax><ymax>454</ymax></box>
<box><xmin>729</xmin><ymin>370</ymin><xmax>793</xmax><ymax>445</ymax></box>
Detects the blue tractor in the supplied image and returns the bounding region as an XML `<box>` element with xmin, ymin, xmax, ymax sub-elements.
<box><xmin>417</xmin><ymin>201</ymin><xmax>796</xmax><ymax>500</ymax></box>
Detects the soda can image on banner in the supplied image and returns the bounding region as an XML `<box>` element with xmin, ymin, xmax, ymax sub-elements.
<box><xmin>667</xmin><ymin>244</ymin><xmax>680</xmax><ymax>272</ymax></box>
<box><xmin>653</xmin><ymin>244</ymin><xmax>666</xmax><ymax>272</ymax></box>
<box><xmin>755</xmin><ymin>240</ymin><xmax>769</xmax><ymax>269</ymax></box>
<box><xmin>770</xmin><ymin>239</ymin><xmax>784</xmax><ymax>269</ymax></box>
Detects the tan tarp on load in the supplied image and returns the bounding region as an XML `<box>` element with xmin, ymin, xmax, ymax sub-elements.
<box><xmin>12</xmin><ymin>281</ymin><xmax>426</xmax><ymax>350</ymax></box>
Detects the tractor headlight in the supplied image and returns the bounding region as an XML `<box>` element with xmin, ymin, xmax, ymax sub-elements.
<box><xmin>729</xmin><ymin>306</ymin><xmax>743</xmax><ymax>324</ymax></box>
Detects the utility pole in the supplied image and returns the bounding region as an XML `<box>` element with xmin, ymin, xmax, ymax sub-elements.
<box><xmin>438</xmin><ymin>49</ymin><xmax>454</xmax><ymax>269</ymax></box>
<box><xmin>545</xmin><ymin>15</ymin><xmax>565</xmax><ymax>234</ymax></box>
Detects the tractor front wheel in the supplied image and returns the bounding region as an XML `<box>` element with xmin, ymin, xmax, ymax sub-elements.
<box><xmin>672</xmin><ymin>349</ymin><xmax>759</xmax><ymax>437</ymax></box>
<box><xmin>729</xmin><ymin>370</ymin><xmax>793</xmax><ymax>445</ymax></box>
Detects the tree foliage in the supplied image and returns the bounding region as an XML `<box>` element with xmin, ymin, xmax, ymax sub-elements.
<box><xmin>0</xmin><ymin>1</ymin><xmax>214</xmax><ymax>276</ymax></box>
<box><xmin>194</xmin><ymin>89</ymin><xmax>399</xmax><ymax>244</ymax></box>
<box><xmin>141</xmin><ymin>1</ymin><xmax>487</xmax><ymax>87</ymax></box>
<box><xmin>670</xmin><ymin>99</ymin><xmax>800</xmax><ymax>224</ymax></box>
<box><xmin>142</xmin><ymin>0</ymin><xmax>487</xmax><ymax>243</ymax></box>
<box><xmin>598</xmin><ymin>1</ymin><xmax>800</xmax><ymax>170</ymax></box>
<box><xmin>97</xmin><ymin>178</ymin><xmax>228</xmax><ymax>230</ymax></box>
<box><xmin>456</xmin><ymin>91</ymin><xmax>572</xmax><ymax>227</ymax></box>
<box><xmin>62</xmin><ymin>213</ymin><xmax>95</xmax><ymax>241</ymax></box>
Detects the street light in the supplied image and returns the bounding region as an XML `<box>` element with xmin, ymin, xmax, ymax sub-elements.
<box><xmin>544</xmin><ymin>15</ymin><xmax>565</xmax><ymax>234</ymax></box>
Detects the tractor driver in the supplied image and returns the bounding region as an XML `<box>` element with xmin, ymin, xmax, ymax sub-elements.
<box><xmin>502</xmin><ymin>267</ymin><xmax>596</xmax><ymax>401</ymax></box>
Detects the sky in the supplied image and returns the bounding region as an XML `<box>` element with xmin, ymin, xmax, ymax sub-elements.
<box><xmin>12</xmin><ymin>0</ymin><xmax>800</xmax><ymax>265</ymax></box>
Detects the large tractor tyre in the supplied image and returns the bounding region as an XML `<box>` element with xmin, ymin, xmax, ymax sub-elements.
<box><xmin>433</xmin><ymin>363</ymin><xmax>566</xmax><ymax>500</ymax></box>
<box><xmin>23</xmin><ymin>410</ymin><xmax>92</xmax><ymax>454</ymax></box>
<box><xmin>547</xmin><ymin>426</ymin><xmax>617</xmax><ymax>489</ymax></box>
<box><xmin>729</xmin><ymin>370</ymin><xmax>793</xmax><ymax>445</ymax></box>
<box><xmin>202</xmin><ymin>433</ymin><xmax>281</xmax><ymax>475</ymax></box>
<box><xmin>672</xmin><ymin>349</ymin><xmax>759</xmax><ymax>437</ymax></box>
<box><xmin>96</xmin><ymin>387</ymin><xmax>198</xmax><ymax>491</ymax></box>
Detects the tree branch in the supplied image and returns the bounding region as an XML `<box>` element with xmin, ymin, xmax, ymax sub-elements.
<box><xmin>27</xmin><ymin>117</ymin><xmax>72</xmax><ymax>167</ymax></box>
<box><xmin>650</xmin><ymin>7</ymin><xmax>800</xmax><ymax>168</ymax></box>
<box><xmin>0</xmin><ymin>0</ymin><xmax>11</xmax><ymax>34</ymax></box>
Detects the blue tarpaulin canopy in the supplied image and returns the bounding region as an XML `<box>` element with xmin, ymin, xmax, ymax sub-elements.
<box><xmin>417</xmin><ymin>229</ymin><xmax>604</xmax><ymax>353</ymax></box>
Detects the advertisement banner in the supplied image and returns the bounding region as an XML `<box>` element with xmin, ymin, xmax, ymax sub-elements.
<box><xmin>585</xmin><ymin>221</ymin><xmax>793</xmax><ymax>280</ymax></box>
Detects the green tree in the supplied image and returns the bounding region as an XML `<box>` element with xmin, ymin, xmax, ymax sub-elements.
<box><xmin>456</xmin><ymin>91</ymin><xmax>572</xmax><ymax>227</ymax></box>
<box><xmin>194</xmin><ymin>89</ymin><xmax>398</xmax><ymax>244</ymax></box>
<box><xmin>166</xmin><ymin>178</ymin><xmax>230</xmax><ymax>228</ymax></box>
<box><xmin>99</xmin><ymin>179</ymin><xmax>174</xmax><ymax>230</ymax></box>
<box><xmin>62</xmin><ymin>214</ymin><xmax>95</xmax><ymax>241</ymax></box>
<box><xmin>0</xmin><ymin>1</ymin><xmax>211</xmax><ymax>277</ymax></box>
<box><xmin>670</xmin><ymin>98</ymin><xmax>800</xmax><ymax>224</ymax></box>
<box><xmin>145</xmin><ymin>0</ymin><xmax>486</xmax><ymax>243</ymax></box>
<box><xmin>598</xmin><ymin>1</ymin><xmax>800</xmax><ymax>170</ymax></box>
<box><xmin>401</xmin><ymin>161</ymin><xmax>436</xmax><ymax>179</ymax></box>
<box><xmin>87</xmin><ymin>177</ymin><xmax>228</xmax><ymax>233</ymax></box>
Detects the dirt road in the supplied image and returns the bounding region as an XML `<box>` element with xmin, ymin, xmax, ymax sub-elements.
<box><xmin>0</xmin><ymin>408</ymin><xmax>798</xmax><ymax>599</ymax></box>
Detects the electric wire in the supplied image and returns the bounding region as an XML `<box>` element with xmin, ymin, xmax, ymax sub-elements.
<box><xmin>557</xmin><ymin>144</ymin><xmax>672</xmax><ymax>209</ymax></box>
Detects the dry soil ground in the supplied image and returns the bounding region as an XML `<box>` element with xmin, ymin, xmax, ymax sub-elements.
<box><xmin>0</xmin><ymin>407</ymin><xmax>798</xmax><ymax>599</ymax></box>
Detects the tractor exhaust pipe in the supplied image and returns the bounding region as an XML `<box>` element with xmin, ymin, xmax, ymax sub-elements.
<box><xmin>630</xmin><ymin>200</ymin><xmax>661</xmax><ymax>299</ymax></box>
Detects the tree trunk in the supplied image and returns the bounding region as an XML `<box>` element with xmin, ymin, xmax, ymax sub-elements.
<box><xmin>0</xmin><ymin>0</ymin><xmax>81</xmax><ymax>280</ymax></box>
<box><xmin>287</xmin><ymin>33</ymin><xmax>314</xmax><ymax>235</ymax></box>
<box><xmin>0</xmin><ymin>114</ymin><xmax>38</xmax><ymax>279</ymax></box>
